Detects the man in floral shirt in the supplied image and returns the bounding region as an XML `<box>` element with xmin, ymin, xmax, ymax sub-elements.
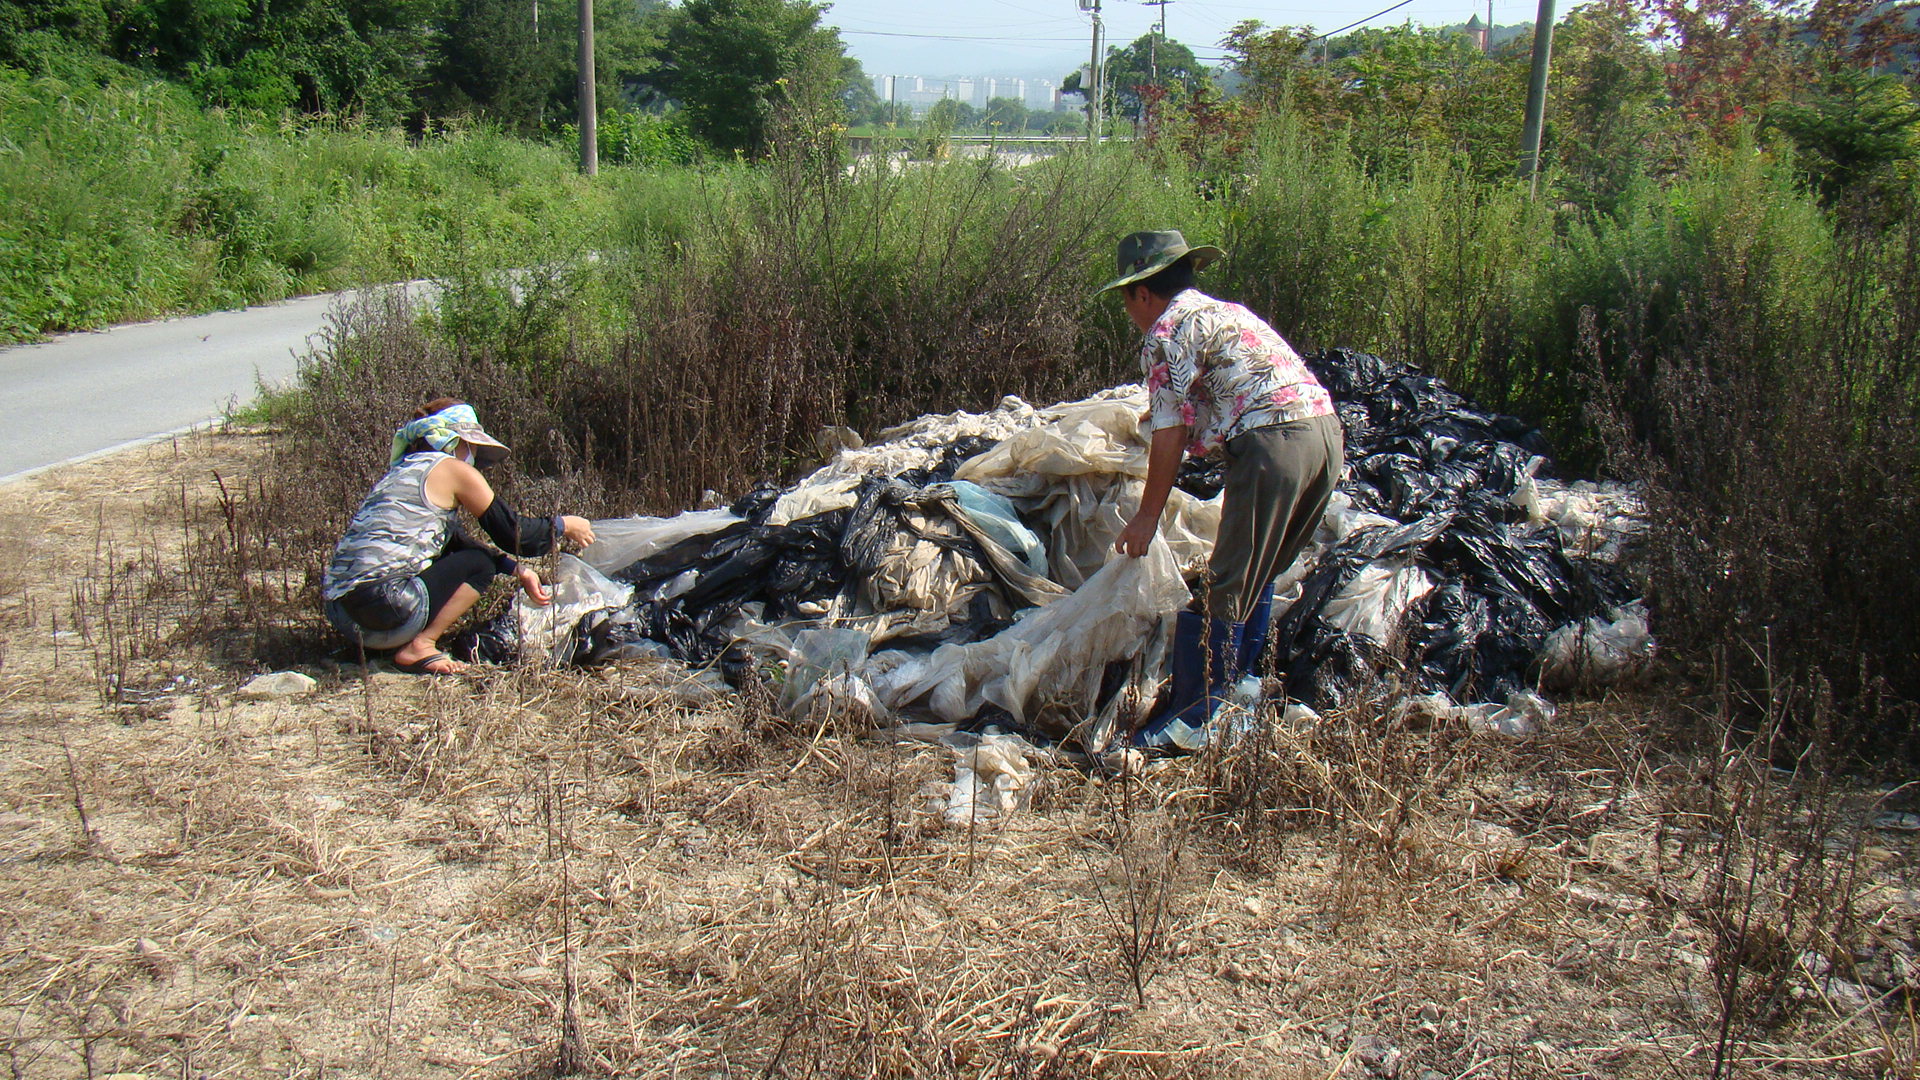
<box><xmin>1103</xmin><ymin>230</ymin><xmax>1344</xmax><ymax>750</ymax></box>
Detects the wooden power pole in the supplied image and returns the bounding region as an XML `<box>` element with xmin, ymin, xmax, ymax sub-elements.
<box><xmin>1142</xmin><ymin>0</ymin><xmax>1172</xmax><ymax>84</ymax></box>
<box><xmin>578</xmin><ymin>0</ymin><xmax>597</xmax><ymax>175</ymax></box>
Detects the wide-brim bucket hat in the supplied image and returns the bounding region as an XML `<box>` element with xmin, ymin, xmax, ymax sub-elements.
<box><xmin>1097</xmin><ymin>229</ymin><xmax>1226</xmax><ymax>294</ymax></box>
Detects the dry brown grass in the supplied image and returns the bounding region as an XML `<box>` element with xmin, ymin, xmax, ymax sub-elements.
<box><xmin>1</xmin><ymin>435</ymin><xmax>1918</xmax><ymax>1078</ymax></box>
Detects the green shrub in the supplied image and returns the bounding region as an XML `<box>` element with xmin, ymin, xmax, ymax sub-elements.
<box><xmin>580</xmin><ymin>109</ymin><xmax>702</xmax><ymax>168</ymax></box>
<box><xmin>0</xmin><ymin>59</ymin><xmax>627</xmax><ymax>344</ymax></box>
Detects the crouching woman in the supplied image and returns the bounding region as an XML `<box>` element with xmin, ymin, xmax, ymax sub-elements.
<box><xmin>321</xmin><ymin>399</ymin><xmax>597</xmax><ymax>675</ymax></box>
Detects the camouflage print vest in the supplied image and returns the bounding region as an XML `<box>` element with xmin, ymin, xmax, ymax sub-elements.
<box><xmin>322</xmin><ymin>452</ymin><xmax>456</xmax><ymax>600</ymax></box>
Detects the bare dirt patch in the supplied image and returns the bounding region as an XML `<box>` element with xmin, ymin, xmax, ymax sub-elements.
<box><xmin>2</xmin><ymin>433</ymin><xmax>1917</xmax><ymax>1078</ymax></box>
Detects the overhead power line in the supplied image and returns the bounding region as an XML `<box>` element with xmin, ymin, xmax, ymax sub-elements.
<box><xmin>1309</xmin><ymin>0</ymin><xmax>1414</xmax><ymax>41</ymax></box>
<box><xmin>835</xmin><ymin>29</ymin><xmax>1090</xmax><ymax>42</ymax></box>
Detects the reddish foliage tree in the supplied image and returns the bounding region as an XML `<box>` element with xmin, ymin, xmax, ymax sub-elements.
<box><xmin>1636</xmin><ymin>0</ymin><xmax>1919</xmax><ymax>133</ymax></box>
<box><xmin>1637</xmin><ymin>0</ymin><xmax>1799</xmax><ymax>127</ymax></box>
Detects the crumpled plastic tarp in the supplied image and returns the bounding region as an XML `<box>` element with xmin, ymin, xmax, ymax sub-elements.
<box><xmin>930</xmin><ymin>480</ymin><xmax>1050</xmax><ymax>578</ymax></box>
<box><xmin>1271</xmin><ymin>348</ymin><xmax>1646</xmax><ymax>710</ymax></box>
<box><xmin>518</xmin><ymin>555</ymin><xmax>634</xmax><ymax>661</ymax></box>
<box><xmin>449</xmin><ymin>347</ymin><xmax>1650</xmax><ymax>749</ymax></box>
<box><xmin>1537</xmin><ymin>602</ymin><xmax>1655</xmax><ymax>688</ymax></box>
<box><xmin>934</xmin><ymin>733</ymin><xmax>1037</xmax><ymax>827</ymax></box>
<box><xmin>897</xmin><ymin>538</ymin><xmax>1189</xmax><ymax>733</ymax></box>
<box><xmin>954</xmin><ymin>390</ymin><xmax>1220</xmax><ymax>586</ymax></box>
<box><xmin>580</xmin><ymin>508</ymin><xmax>742</xmax><ymax>576</ymax></box>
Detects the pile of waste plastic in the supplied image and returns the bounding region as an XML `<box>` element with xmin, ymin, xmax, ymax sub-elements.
<box><xmin>452</xmin><ymin>348</ymin><xmax>1652</xmax><ymax>749</ymax></box>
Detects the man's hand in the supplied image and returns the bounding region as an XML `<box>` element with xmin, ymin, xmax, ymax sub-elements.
<box><xmin>516</xmin><ymin>566</ymin><xmax>552</xmax><ymax>606</ymax></box>
<box><xmin>560</xmin><ymin>515</ymin><xmax>597</xmax><ymax>547</ymax></box>
<box><xmin>1115</xmin><ymin>511</ymin><xmax>1158</xmax><ymax>558</ymax></box>
<box><xmin>1116</xmin><ymin>423</ymin><xmax>1189</xmax><ymax>558</ymax></box>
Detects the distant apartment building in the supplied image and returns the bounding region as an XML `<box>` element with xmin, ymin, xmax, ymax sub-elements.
<box><xmin>870</xmin><ymin>75</ymin><xmax>943</xmax><ymax>117</ymax></box>
<box><xmin>871</xmin><ymin>74</ymin><xmax>927</xmax><ymax>104</ymax></box>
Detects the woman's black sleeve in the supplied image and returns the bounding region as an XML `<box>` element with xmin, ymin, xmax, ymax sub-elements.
<box><xmin>476</xmin><ymin>496</ymin><xmax>560</xmax><ymax>559</ymax></box>
<box><xmin>445</xmin><ymin>522</ymin><xmax>519</xmax><ymax>576</ymax></box>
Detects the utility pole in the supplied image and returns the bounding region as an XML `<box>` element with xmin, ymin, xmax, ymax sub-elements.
<box><xmin>577</xmin><ymin>0</ymin><xmax>597</xmax><ymax>175</ymax></box>
<box><xmin>1517</xmin><ymin>0</ymin><xmax>1555</xmax><ymax>196</ymax></box>
<box><xmin>1095</xmin><ymin>18</ymin><xmax>1105</xmax><ymax>143</ymax></box>
<box><xmin>1080</xmin><ymin>0</ymin><xmax>1102</xmax><ymax>145</ymax></box>
<box><xmin>1142</xmin><ymin>0</ymin><xmax>1172</xmax><ymax>84</ymax></box>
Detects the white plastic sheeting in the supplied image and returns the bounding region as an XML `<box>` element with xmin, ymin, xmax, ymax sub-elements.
<box><xmin>1400</xmin><ymin>688</ymin><xmax>1558</xmax><ymax>737</ymax></box>
<box><xmin>517</xmin><ymin>555</ymin><xmax>634</xmax><ymax>660</ymax></box>
<box><xmin>1539</xmin><ymin>603</ymin><xmax>1655</xmax><ymax>688</ymax></box>
<box><xmin>580</xmin><ymin>508</ymin><xmax>742</xmax><ymax>576</ymax></box>
<box><xmin>1510</xmin><ymin>464</ymin><xmax>1646</xmax><ymax>563</ymax></box>
<box><xmin>781</xmin><ymin>627</ymin><xmax>871</xmax><ymax>713</ymax></box>
<box><xmin>767</xmin><ymin>477</ymin><xmax>860</xmax><ymax>526</ymax></box>
<box><xmin>955</xmin><ymin>392</ymin><xmax>1148</xmax><ymax>483</ymax></box>
<box><xmin>955</xmin><ymin>388</ymin><xmax>1220</xmax><ymax>587</ymax></box>
<box><xmin>1320</xmin><ymin>559</ymin><xmax>1436</xmax><ymax>644</ymax></box>
<box><xmin>929</xmin><ymin>481</ymin><xmax>1050</xmax><ymax>578</ymax></box>
<box><xmin>786</xmin><ymin>395</ymin><xmax>1042</xmax><ymax>494</ymax></box>
<box><xmin>894</xmin><ymin>538</ymin><xmax>1190</xmax><ymax>729</ymax></box>
<box><xmin>1532</xmin><ymin>480</ymin><xmax>1646</xmax><ymax>562</ymax></box>
<box><xmin>937</xmin><ymin>734</ymin><xmax>1036</xmax><ymax>827</ymax></box>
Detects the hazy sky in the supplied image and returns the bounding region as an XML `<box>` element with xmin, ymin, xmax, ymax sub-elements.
<box><xmin>822</xmin><ymin>0</ymin><xmax>1547</xmax><ymax>77</ymax></box>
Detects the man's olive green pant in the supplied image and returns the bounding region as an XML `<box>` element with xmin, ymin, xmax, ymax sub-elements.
<box><xmin>1204</xmin><ymin>413</ymin><xmax>1345</xmax><ymax>623</ymax></box>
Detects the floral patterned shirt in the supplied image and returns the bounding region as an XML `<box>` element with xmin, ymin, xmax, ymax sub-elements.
<box><xmin>1139</xmin><ymin>288</ymin><xmax>1334</xmax><ymax>456</ymax></box>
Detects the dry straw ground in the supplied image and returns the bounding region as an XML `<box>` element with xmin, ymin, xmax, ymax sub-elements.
<box><xmin>2</xmin><ymin>432</ymin><xmax>1919</xmax><ymax>1079</ymax></box>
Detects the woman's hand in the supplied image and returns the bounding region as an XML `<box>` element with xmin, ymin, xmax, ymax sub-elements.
<box><xmin>560</xmin><ymin>515</ymin><xmax>597</xmax><ymax>547</ymax></box>
<box><xmin>515</xmin><ymin>566</ymin><xmax>552</xmax><ymax>606</ymax></box>
<box><xmin>1115</xmin><ymin>511</ymin><xmax>1158</xmax><ymax>558</ymax></box>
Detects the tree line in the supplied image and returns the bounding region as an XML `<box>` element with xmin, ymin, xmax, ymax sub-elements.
<box><xmin>13</xmin><ymin>0</ymin><xmax>1913</xmax><ymax>187</ymax></box>
<box><xmin>1207</xmin><ymin>0</ymin><xmax>1918</xmax><ymax>211</ymax></box>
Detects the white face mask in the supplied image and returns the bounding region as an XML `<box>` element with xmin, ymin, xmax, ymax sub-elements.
<box><xmin>455</xmin><ymin>443</ymin><xmax>476</xmax><ymax>465</ymax></box>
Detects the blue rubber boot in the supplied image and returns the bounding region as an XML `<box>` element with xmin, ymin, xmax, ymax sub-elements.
<box><xmin>1133</xmin><ymin>609</ymin><xmax>1242</xmax><ymax>752</ymax></box>
<box><xmin>1237</xmin><ymin>585</ymin><xmax>1276</xmax><ymax>678</ymax></box>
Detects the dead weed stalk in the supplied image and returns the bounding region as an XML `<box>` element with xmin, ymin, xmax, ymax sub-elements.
<box><xmin>1087</xmin><ymin>775</ymin><xmax>1184</xmax><ymax>1007</ymax></box>
<box><xmin>1665</xmin><ymin>644</ymin><xmax>1880</xmax><ymax>1077</ymax></box>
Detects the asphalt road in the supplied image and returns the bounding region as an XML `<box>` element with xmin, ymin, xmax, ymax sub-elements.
<box><xmin>0</xmin><ymin>284</ymin><xmax>433</xmax><ymax>482</ymax></box>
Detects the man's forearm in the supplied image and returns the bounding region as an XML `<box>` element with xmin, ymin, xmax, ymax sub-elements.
<box><xmin>1138</xmin><ymin>424</ymin><xmax>1188</xmax><ymax>522</ymax></box>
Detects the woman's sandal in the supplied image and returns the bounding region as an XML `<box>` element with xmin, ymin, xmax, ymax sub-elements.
<box><xmin>392</xmin><ymin>651</ymin><xmax>465</xmax><ymax>676</ymax></box>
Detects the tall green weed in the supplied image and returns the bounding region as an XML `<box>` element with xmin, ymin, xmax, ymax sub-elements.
<box><xmin>0</xmin><ymin>61</ymin><xmax>619</xmax><ymax>344</ymax></box>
